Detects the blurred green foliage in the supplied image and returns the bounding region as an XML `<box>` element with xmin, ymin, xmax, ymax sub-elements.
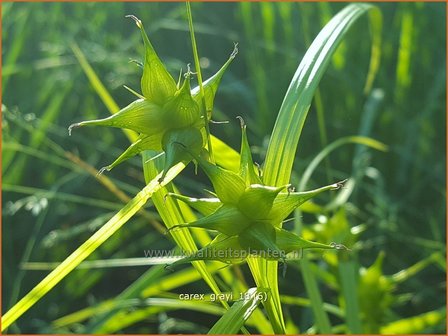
<box><xmin>2</xmin><ymin>2</ymin><xmax>445</xmax><ymax>334</ymax></box>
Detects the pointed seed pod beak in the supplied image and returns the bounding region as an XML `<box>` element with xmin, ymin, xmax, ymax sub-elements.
<box><xmin>127</xmin><ymin>15</ymin><xmax>177</xmax><ymax>105</ymax></box>
<box><xmin>68</xmin><ymin>99</ymin><xmax>165</xmax><ymax>135</ymax></box>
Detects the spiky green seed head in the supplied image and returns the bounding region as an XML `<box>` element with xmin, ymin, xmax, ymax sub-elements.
<box><xmin>68</xmin><ymin>16</ymin><xmax>236</xmax><ymax>177</ymax></box>
<box><xmin>167</xmin><ymin>122</ymin><xmax>348</xmax><ymax>266</ymax></box>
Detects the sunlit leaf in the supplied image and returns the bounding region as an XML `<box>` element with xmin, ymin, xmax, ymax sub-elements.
<box><xmin>208</xmin><ymin>287</ymin><xmax>268</xmax><ymax>334</ymax></box>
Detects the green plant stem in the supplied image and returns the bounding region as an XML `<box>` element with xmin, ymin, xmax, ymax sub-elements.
<box><xmin>186</xmin><ymin>2</ymin><xmax>214</xmax><ymax>162</ymax></box>
<box><xmin>300</xmin><ymin>258</ymin><xmax>332</xmax><ymax>333</ymax></box>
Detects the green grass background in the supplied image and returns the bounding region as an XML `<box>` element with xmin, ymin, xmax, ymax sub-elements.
<box><xmin>2</xmin><ymin>2</ymin><xmax>446</xmax><ymax>334</ymax></box>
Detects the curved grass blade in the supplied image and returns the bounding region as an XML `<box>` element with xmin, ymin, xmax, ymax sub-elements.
<box><xmin>2</xmin><ymin>184</ymin><xmax>122</xmax><ymax>211</ymax></box>
<box><xmin>296</xmin><ymin>136</ymin><xmax>386</xmax><ymax>213</ymax></box>
<box><xmin>21</xmin><ymin>257</ymin><xmax>182</xmax><ymax>270</ymax></box>
<box><xmin>208</xmin><ymin>287</ymin><xmax>268</xmax><ymax>334</ymax></box>
<box><xmin>264</xmin><ymin>3</ymin><xmax>382</xmax><ymax>186</ymax></box>
<box><xmin>299</xmin><ymin>135</ymin><xmax>387</xmax><ymax>191</ymax></box>
<box><xmin>94</xmin><ymin>297</ymin><xmax>226</xmax><ymax>333</ymax></box>
<box><xmin>1</xmin><ymin>163</ymin><xmax>186</xmax><ymax>331</ymax></box>
<box><xmin>83</xmin><ymin>261</ymin><xmax>222</xmax><ymax>333</ymax></box>
<box><xmin>257</xmin><ymin>4</ymin><xmax>382</xmax><ymax>333</ymax></box>
<box><xmin>52</xmin><ymin>264</ymin><xmax>219</xmax><ymax>328</ymax></box>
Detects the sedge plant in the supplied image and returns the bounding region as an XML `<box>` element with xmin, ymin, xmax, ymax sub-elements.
<box><xmin>3</xmin><ymin>3</ymin><xmax>387</xmax><ymax>333</ymax></box>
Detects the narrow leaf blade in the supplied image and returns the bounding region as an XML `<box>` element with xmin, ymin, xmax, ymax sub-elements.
<box><xmin>1</xmin><ymin>163</ymin><xmax>186</xmax><ymax>330</ymax></box>
<box><xmin>208</xmin><ymin>287</ymin><xmax>267</xmax><ymax>334</ymax></box>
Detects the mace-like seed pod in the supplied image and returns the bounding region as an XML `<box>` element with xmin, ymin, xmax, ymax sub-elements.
<box><xmin>166</xmin><ymin>121</ymin><xmax>348</xmax><ymax>267</ymax></box>
<box><xmin>69</xmin><ymin>16</ymin><xmax>237</xmax><ymax>177</ymax></box>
